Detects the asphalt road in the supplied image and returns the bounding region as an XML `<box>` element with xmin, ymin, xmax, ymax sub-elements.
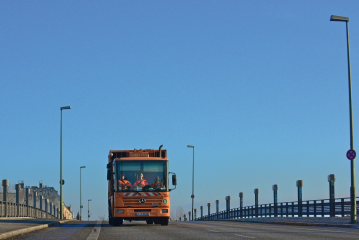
<box><xmin>9</xmin><ymin>220</ymin><xmax>359</xmax><ymax>240</ymax></box>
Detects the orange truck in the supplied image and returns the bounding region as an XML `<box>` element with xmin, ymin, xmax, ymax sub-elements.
<box><xmin>107</xmin><ymin>146</ymin><xmax>177</xmax><ymax>226</ymax></box>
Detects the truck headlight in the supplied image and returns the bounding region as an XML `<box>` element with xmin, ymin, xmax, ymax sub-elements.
<box><xmin>162</xmin><ymin>209</ymin><xmax>168</xmax><ymax>213</ymax></box>
<box><xmin>117</xmin><ymin>210</ymin><xmax>124</xmax><ymax>214</ymax></box>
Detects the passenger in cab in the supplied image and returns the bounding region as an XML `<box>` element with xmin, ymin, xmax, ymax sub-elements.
<box><xmin>118</xmin><ymin>174</ymin><xmax>131</xmax><ymax>190</ymax></box>
<box><xmin>151</xmin><ymin>176</ymin><xmax>164</xmax><ymax>189</ymax></box>
<box><xmin>132</xmin><ymin>173</ymin><xmax>149</xmax><ymax>188</ymax></box>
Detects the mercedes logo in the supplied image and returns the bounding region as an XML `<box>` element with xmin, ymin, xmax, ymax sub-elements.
<box><xmin>140</xmin><ymin>198</ymin><xmax>145</xmax><ymax>204</ymax></box>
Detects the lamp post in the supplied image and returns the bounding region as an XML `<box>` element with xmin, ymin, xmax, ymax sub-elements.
<box><xmin>187</xmin><ymin>145</ymin><xmax>194</xmax><ymax>221</ymax></box>
<box><xmin>80</xmin><ymin>166</ymin><xmax>86</xmax><ymax>221</ymax></box>
<box><xmin>60</xmin><ymin>106</ymin><xmax>71</xmax><ymax>219</ymax></box>
<box><xmin>88</xmin><ymin>199</ymin><xmax>92</xmax><ymax>221</ymax></box>
<box><xmin>330</xmin><ymin>15</ymin><xmax>357</xmax><ymax>224</ymax></box>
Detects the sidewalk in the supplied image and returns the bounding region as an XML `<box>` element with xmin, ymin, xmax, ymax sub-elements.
<box><xmin>0</xmin><ymin>218</ymin><xmax>75</xmax><ymax>239</ymax></box>
<box><xmin>219</xmin><ymin>216</ymin><xmax>359</xmax><ymax>228</ymax></box>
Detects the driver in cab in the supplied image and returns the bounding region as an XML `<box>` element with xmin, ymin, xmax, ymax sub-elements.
<box><xmin>151</xmin><ymin>176</ymin><xmax>164</xmax><ymax>189</ymax></box>
<box><xmin>118</xmin><ymin>174</ymin><xmax>131</xmax><ymax>190</ymax></box>
<box><xmin>132</xmin><ymin>173</ymin><xmax>149</xmax><ymax>188</ymax></box>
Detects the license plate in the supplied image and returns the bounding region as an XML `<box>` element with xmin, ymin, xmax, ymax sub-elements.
<box><xmin>136</xmin><ymin>213</ymin><xmax>149</xmax><ymax>216</ymax></box>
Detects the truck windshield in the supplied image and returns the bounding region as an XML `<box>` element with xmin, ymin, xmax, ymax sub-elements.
<box><xmin>115</xmin><ymin>160</ymin><xmax>168</xmax><ymax>192</ymax></box>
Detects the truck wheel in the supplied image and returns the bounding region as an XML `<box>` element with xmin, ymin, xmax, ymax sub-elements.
<box><xmin>113</xmin><ymin>218</ymin><xmax>123</xmax><ymax>226</ymax></box>
<box><xmin>161</xmin><ymin>217</ymin><xmax>169</xmax><ymax>226</ymax></box>
<box><xmin>154</xmin><ymin>219</ymin><xmax>161</xmax><ymax>224</ymax></box>
<box><xmin>108</xmin><ymin>210</ymin><xmax>113</xmax><ymax>225</ymax></box>
<box><xmin>146</xmin><ymin>220</ymin><xmax>154</xmax><ymax>224</ymax></box>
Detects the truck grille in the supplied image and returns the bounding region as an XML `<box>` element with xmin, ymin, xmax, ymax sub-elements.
<box><xmin>123</xmin><ymin>198</ymin><xmax>162</xmax><ymax>206</ymax></box>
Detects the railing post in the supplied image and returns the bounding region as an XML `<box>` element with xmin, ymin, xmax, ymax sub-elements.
<box><xmin>39</xmin><ymin>195</ymin><xmax>43</xmax><ymax>219</ymax></box>
<box><xmin>45</xmin><ymin>199</ymin><xmax>49</xmax><ymax>218</ymax></box>
<box><xmin>296</xmin><ymin>180</ymin><xmax>303</xmax><ymax>217</ymax></box>
<box><xmin>57</xmin><ymin>208</ymin><xmax>59</xmax><ymax>219</ymax></box>
<box><xmin>321</xmin><ymin>200</ymin><xmax>324</xmax><ymax>217</ymax></box>
<box><xmin>194</xmin><ymin>208</ymin><xmax>197</xmax><ymax>220</ymax></box>
<box><xmin>207</xmin><ymin>203</ymin><xmax>211</xmax><ymax>220</ymax></box>
<box><xmin>264</xmin><ymin>204</ymin><xmax>266</xmax><ymax>217</ymax></box>
<box><xmin>200</xmin><ymin>206</ymin><xmax>203</xmax><ymax>220</ymax></box>
<box><xmin>341</xmin><ymin>198</ymin><xmax>345</xmax><ymax>217</ymax></box>
<box><xmin>239</xmin><ymin>192</ymin><xmax>244</xmax><ymax>218</ymax></box>
<box><xmin>291</xmin><ymin>202</ymin><xmax>294</xmax><ymax>217</ymax></box>
<box><xmin>25</xmin><ymin>188</ymin><xmax>30</xmax><ymax>217</ymax></box>
<box><xmin>216</xmin><ymin>200</ymin><xmax>219</xmax><ymax>220</ymax></box>
<box><xmin>15</xmin><ymin>184</ymin><xmax>20</xmax><ymax>217</ymax></box>
<box><xmin>188</xmin><ymin>211</ymin><xmax>191</xmax><ymax>221</ymax></box>
<box><xmin>314</xmin><ymin>200</ymin><xmax>317</xmax><ymax>217</ymax></box>
<box><xmin>307</xmin><ymin>201</ymin><xmax>310</xmax><ymax>217</ymax></box>
<box><xmin>328</xmin><ymin>174</ymin><xmax>336</xmax><ymax>217</ymax></box>
<box><xmin>33</xmin><ymin>191</ymin><xmax>37</xmax><ymax>217</ymax></box>
<box><xmin>286</xmin><ymin>202</ymin><xmax>289</xmax><ymax>217</ymax></box>
<box><xmin>225</xmin><ymin>196</ymin><xmax>231</xmax><ymax>219</ymax></box>
<box><xmin>272</xmin><ymin>184</ymin><xmax>278</xmax><ymax>217</ymax></box>
<box><xmin>2</xmin><ymin>180</ymin><xmax>9</xmax><ymax>217</ymax></box>
<box><xmin>254</xmin><ymin>188</ymin><xmax>259</xmax><ymax>218</ymax></box>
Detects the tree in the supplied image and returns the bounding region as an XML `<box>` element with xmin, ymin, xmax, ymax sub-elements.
<box><xmin>175</xmin><ymin>206</ymin><xmax>184</xmax><ymax>221</ymax></box>
<box><xmin>98</xmin><ymin>214</ymin><xmax>108</xmax><ymax>221</ymax></box>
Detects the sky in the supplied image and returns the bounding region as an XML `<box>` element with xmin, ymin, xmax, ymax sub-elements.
<box><xmin>1</xmin><ymin>0</ymin><xmax>359</xmax><ymax>220</ymax></box>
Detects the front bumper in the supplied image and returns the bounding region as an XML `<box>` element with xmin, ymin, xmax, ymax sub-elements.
<box><xmin>114</xmin><ymin>208</ymin><xmax>170</xmax><ymax>218</ymax></box>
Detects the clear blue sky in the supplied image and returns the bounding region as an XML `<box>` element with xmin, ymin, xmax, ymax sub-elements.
<box><xmin>1</xmin><ymin>0</ymin><xmax>359</xmax><ymax>219</ymax></box>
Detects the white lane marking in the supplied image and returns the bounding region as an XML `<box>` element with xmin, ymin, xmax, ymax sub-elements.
<box><xmin>233</xmin><ymin>234</ymin><xmax>256</xmax><ymax>238</ymax></box>
<box><xmin>239</xmin><ymin>223</ymin><xmax>357</xmax><ymax>234</ymax></box>
<box><xmin>213</xmin><ymin>222</ymin><xmax>358</xmax><ymax>234</ymax></box>
<box><xmin>86</xmin><ymin>221</ymin><xmax>102</xmax><ymax>240</ymax></box>
<box><xmin>207</xmin><ymin>229</ymin><xmax>220</xmax><ymax>232</ymax></box>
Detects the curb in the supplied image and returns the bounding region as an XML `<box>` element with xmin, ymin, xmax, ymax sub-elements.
<box><xmin>0</xmin><ymin>219</ymin><xmax>76</xmax><ymax>240</ymax></box>
<box><xmin>219</xmin><ymin>219</ymin><xmax>359</xmax><ymax>229</ymax></box>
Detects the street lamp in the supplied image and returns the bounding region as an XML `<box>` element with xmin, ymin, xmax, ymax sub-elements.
<box><xmin>187</xmin><ymin>145</ymin><xmax>194</xmax><ymax>221</ymax></box>
<box><xmin>88</xmin><ymin>199</ymin><xmax>92</xmax><ymax>221</ymax></box>
<box><xmin>60</xmin><ymin>106</ymin><xmax>71</xmax><ymax>219</ymax></box>
<box><xmin>330</xmin><ymin>15</ymin><xmax>357</xmax><ymax>224</ymax></box>
<box><xmin>80</xmin><ymin>166</ymin><xmax>86</xmax><ymax>221</ymax></box>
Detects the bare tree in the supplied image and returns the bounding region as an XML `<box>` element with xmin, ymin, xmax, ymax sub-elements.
<box><xmin>170</xmin><ymin>210</ymin><xmax>175</xmax><ymax>221</ymax></box>
<box><xmin>98</xmin><ymin>214</ymin><xmax>108</xmax><ymax>221</ymax></box>
<box><xmin>175</xmin><ymin>206</ymin><xmax>184</xmax><ymax>221</ymax></box>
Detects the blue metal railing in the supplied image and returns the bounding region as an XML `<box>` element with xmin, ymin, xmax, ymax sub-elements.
<box><xmin>195</xmin><ymin>197</ymin><xmax>359</xmax><ymax>221</ymax></box>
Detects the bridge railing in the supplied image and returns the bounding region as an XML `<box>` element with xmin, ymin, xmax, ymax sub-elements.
<box><xmin>188</xmin><ymin>175</ymin><xmax>358</xmax><ymax>221</ymax></box>
<box><xmin>1</xmin><ymin>179</ymin><xmax>59</xmax><ymax>219</ymax></box>
<box><xmin>0</xmin><ymin>200</ymin><xmax>58</xmax><ymax>219</ymax></box>
<box><xmin>196</xmin><ymin>197</ymin><xmax>359</xmax><ymax>221</ymax></box>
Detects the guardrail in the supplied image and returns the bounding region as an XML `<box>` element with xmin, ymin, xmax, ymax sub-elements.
<box><xmin>0</xmin><ymin>201</ymin><xmax>57</xmax><ymax>219</ymax></box>
<box><xmin>196</xmin><ymin>197</ymin><xmax>359</xmax><ymax>221</ymax></box>
<box><xmin>1</xmin><ymin>179</ymin><xmax>59</xmax><ymax>219</ymax></box>
<box><xmin>180</xmin><ymin>175</ymin><xmax>359</xmax><ymax>221</ymax></box>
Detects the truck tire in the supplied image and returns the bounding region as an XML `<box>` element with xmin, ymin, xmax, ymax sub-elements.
<box><xmin>108</xmin><ymin>210</ymin><xmax>113</xmax><ymax>225</ymax></box>
<box><xmin>154</xmin><ymin>219</ymin><xmax>161</xmax><ymax>224</ymax></box>
<box><xmin>113</xmin><ymin>218</ymin><xmax>123</xmax><ymax>226</ymax></box>
<box><xmin>161</xmin><ymin>217</ymin><xmax>169</xmax><ymax>226</ymax></box>
<box><xmin>108</xmin><ymin>200</ymin><xmax>113</xmax><ymax>225</ymax></box>
<box><xmin>146</xmin><ymin>220</ymin><xmax>154</xmax><ymax>224</ymax></box>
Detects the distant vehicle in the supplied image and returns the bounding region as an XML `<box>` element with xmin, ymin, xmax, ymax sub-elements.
<box><xmin>107</xmin><ymin>146</ymin><xmax>177</xmax><ymax>226</ymax></box>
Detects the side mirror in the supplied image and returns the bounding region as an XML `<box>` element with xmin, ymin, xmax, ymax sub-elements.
<box><xmin>106</xmin><ymin>163</ymin><xmax>111</xmax><ymax>169</ymax></box>
<box><xmin>172</xmin><ymin>174</ymin><xmax>177</xmax><ymax>186</ymax></box>
<box><xmin>107</xmin><ymin>169</ymin><xmax>112</xmax><ymax>180</ymax></box>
